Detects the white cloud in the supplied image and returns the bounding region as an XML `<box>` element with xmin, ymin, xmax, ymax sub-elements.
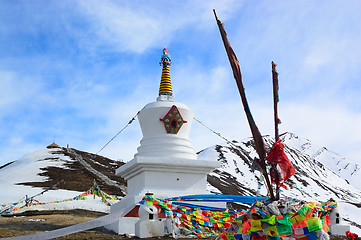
<box><xmin>0</xmin><ymin>0</ymin><xmax>360</xmax><ymax>169</ymax></box>
<box><xmin>78</xmin><ymin>2</ymin><xmax>163</xmax><ymax>53</ymax></box>
<box><xmin>76</xmin><ymin>0</ymin><xmax>242</xmax><ymax>54</ymax></box>
<box><xmin>280</xmin><ymin>101</ymin><xmax>361</xmax><ymax>162</ymax></box>
<box><xmin>0</xmin><ymin>71</ymin><xmax>42</xmax><ymax>110</ymax></box>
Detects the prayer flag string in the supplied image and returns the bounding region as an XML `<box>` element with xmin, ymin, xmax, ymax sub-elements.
<box><xmin>141</xmin><ymin>194</ymin><xmax>337</xmax><ymax>239</ymax></box>
<box><xmin>0</xmin><ymin>181</ymin><xmax>119</xmax><ymax>215</ymax></box>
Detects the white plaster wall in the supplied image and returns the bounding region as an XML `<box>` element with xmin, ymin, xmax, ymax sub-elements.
<box><xmin>108</xmin><ymin>97</ymin><xmax>225</xmax><ymax>236</ymax></box>
<box><xmin>117</xmin><ymin>156</ymin><xmax>219</xmax><ymax>198</ymax></box>
<box><xmin>126</xmin><ymin>170</ymin><xmax>207</xmax><ymax>197</ymax></box>
<box><xmin>135</xmin><ymin>101</ymin><xmax>197</xmax><ymax>159</ymax></box>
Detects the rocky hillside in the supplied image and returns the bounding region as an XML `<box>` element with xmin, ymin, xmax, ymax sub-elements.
<box><xmin>280</xmin><ymin>132</ymin><xmax>360</xmax><ymax>187</ymax></box>
<box><xmin>1</xmin><ymin>133</ymin><xmax>360</xmax><ymax>231</ymax></box>
<box><xmin>198</xmin><ymin>133</ymin><xmax>361</xmax><ymax>230</ymax></box>
<box><xmin>0</xmin><ymin>147</ymin><xmax>126</xmax><ymax>200</ymax></box>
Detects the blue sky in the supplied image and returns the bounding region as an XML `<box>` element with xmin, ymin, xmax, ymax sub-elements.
<box><xmin>0</xmin><ymin>0</ymin><xmax>360</xmax><ymax>166</ymax></box>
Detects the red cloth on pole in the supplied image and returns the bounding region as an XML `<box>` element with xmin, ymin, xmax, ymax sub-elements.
<box><xmin>266</xmin><ymin>140</ymin><xmax>296</xmax><ymax>186</ymax></box>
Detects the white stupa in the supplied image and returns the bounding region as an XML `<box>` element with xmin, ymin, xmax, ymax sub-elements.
<box><xmin>106</xmin><ymin>48</ymin><xmax>221</xmax><ymax>235</ymax></box>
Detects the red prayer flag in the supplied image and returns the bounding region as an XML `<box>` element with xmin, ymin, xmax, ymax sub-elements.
<box><xmin>266</xmin><ymin>140</ymin><xmax>296</xmax><ymax>186</ymax></box>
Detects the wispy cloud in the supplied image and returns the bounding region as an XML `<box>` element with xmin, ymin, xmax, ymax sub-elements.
<box><xmin>0</xmin><ymin>0</ymin><xmax>360</xmax><ymax>166</ymax></box>
<box><xmin>75</xmin><ymin>0</ymin><xmax>242</xmax><ymax>54</ymax></box>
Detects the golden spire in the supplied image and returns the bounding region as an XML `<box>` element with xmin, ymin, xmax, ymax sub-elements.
<box><xmin>159</xmin><ymin>47</ymin><xmax>173</xmax><ymax>96</ymax></box>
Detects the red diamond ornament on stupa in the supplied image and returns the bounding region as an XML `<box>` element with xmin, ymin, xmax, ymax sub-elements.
<box><xmin>160</xmin><ymin>105</ymin><xmax>187</xmax><ymax>134</ymax></box>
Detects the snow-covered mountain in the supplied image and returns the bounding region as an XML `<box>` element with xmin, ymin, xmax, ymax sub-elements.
<box><xmin>0</xmin><ymin>133</ymin><xmax>360</xmax><ymax>233</ymax></box>
<box><xmin>280</xmin><ymin>132</ymin><xmax>360</xmax><ymax>187</ymax></box>
<box><xmin>0</xmin><ymin>147</ymin><xmax>126</xmax><ymax>213</ymax></box>
<box><xmin>199</xmin><ymin>132</ymin><xmax>361</xmax><ymax>233</ymax></box>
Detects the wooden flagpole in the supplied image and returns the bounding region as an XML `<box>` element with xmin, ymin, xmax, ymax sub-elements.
<box><xmin>213</xmin><ymin>9</ymin><xmax>274</xmax><ymax>200</ymax></box>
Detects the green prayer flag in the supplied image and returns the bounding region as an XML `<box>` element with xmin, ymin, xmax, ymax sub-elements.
<box><xmin>307</xmin><ymin>218</ymin><xmax>322</xmax><ymax>232</ymax></box>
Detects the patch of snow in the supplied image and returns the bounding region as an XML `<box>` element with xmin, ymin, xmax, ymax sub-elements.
<box><xmin>281</xmin><ymin>132</ymin><xmax>361</xmax><ymax>189</ymax></box>
<box><xmin>28</xmin><ymin>219</ymin><xmax>45</xmax><ymax>222</ymax></box>
<box><xmin>0</xmin><ymin>149</ymin><xmax>112</xmax><ymax>214</ymax></box>
<box><xmin>0</xmin><ymin>149</ymin><xmax>73</xmax><ymax>186</ymax></box>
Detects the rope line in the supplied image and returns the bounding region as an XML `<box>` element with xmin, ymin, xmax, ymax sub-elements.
<box><xmin>193</xmin><ymin>117</ymin><xmax>241</xmax><ymax>150</ymax></box>
<box><xmin>96</xmin><ymin>111</ymin><xmax>140</xmax><ymax>155</ymax></box>
<box><xmin>95</xmin><ymin>113</ymin><xmax>238</xmax><ymax>155</ymax></box>
<box><xmin>193</xmin><ymin>117</ymin><xmax>267</xmax><ymax>178</ymax></box>
<box><xmin>1</xmin><ymin>180</ymin><xmax>65</xmax><ymax>215</ymax></box>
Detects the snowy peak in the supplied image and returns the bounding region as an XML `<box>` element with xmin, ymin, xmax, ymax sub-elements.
<box><xmin>279</xmin><ymin>132</ymin><xmax>313</xmax><ymax>153</ymax></box>
<box><xmin>0</xmin><ymin>149</ymin><xmax>73</xmax><ymax>187</ymax></box>
<box><xmin>0</xmin><ymin>134</ymin><xmax>360</xmax><ymax>233</ymax></box>
<box><xmin>201</xmin><ymin>136</ymin><xmax>361</xmax><ymax>202</ymax></box>
<box><xmin>280</xmin><ymin>132</ymin><xmax>360</xmax><ymax>186</ymax></box>
<box><xmin>0</xmin><ymin>147</ymin><xmax>126</xmax><ymax>203</ymax></box>
<box><xmin>198</xmin><ymin>134</ymin><xmax>361</xmax><ymax>232</ymax></box>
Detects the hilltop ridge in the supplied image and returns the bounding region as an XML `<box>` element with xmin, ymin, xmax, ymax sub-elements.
<box><xmin>0</xmin><ymin>133</ymin><xmax>360</xmax><ymax>233</ymax></box>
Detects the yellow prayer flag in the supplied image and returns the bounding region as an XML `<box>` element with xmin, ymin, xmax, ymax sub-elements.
<box><xmin>250</xmin><ymin>219</ymin><xmax>262</xmax><ymax>232</ymax></box>
<box><xmin>264</xmin><ymin>225</ymin><xmax>278</xmax><ymax>236</ymax></box>
<box><xmin>262</xmin><ymin>215</ymin><xmax>276</xmax><ymax>225</ymax></box>
<box><xmin>295</xmin><ymin>214</ymin><xmax>305</xmax><ymax>223</ymax></box>
<box><xmin>305</xmin><ymin>202</ymin><xmax>317</xmax><ymax>209</ymax></box>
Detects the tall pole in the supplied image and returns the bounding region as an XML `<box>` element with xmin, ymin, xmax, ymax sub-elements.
<box><xmin>272</xmin><ymin>61</ymin><xmax>280</xmax><ymax>141</ymax></box>
<box><xmin>272</xmin><ymin>61</ymin><xmax>280</xmax><ymax>199</ymax></box>
<box><xmin>214</xmin><ymin>9</ymin><xmax>274</xmax><ymax>200</ymax></box>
